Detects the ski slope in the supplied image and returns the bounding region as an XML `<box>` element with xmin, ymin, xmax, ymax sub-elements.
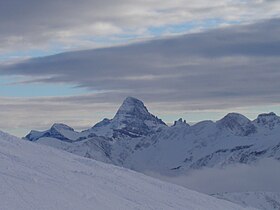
<box><xmin>0</xmin><ymin>130</ymin><xmax>253</xmax><ymax>210</ymax></box>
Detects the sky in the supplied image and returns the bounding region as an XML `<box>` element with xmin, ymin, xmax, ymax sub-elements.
<box><xmin>0</xmin><ymin>0</ymin><xmax>280</xmax><ymax>136</ymax></box>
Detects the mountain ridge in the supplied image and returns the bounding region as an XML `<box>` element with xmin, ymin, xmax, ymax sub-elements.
<box><xmin>21</xmin><ymin>97</ymin><xmax>280</xmax><ymax>209</ymax></box>
<box><xmin>25</xmin><ymin>97</ymin><xmax>280</xmax><ymax>141</ymax></box>
<box><xmin>24</xmin><ymin>97</ymin><xmax>280</xmax><ymax>175</ymax></box>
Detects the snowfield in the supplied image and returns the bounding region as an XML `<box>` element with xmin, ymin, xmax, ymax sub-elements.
<box><xmin>0</xmin><ymin>131</ymin><xmax>253</xmax><ymax>210</ymax></box>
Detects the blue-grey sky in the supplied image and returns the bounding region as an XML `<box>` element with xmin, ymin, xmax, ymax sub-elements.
<box><xmin>0</xmin><ymin>0</ymin><xmax>280</xmax><ymax>136</ymax></box>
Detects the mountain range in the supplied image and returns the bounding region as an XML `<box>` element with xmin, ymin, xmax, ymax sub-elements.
<box><xmin>3</xmin><ymin>96</ymin><xmax>277</xmax><ymax>209</ymax></box>
<box><xmin>24</xmin><ymin>96</ymin><xmax>280</xmax><ymax>176</ymax></box>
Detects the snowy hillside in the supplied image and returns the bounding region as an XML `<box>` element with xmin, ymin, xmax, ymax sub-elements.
<box><xmin>213</xmin><ymin>192</ymin><xmax>280</xmax><ymax>210</ymax></box>
<box><xmin>25</xmin><ymin>97</ymin><xmax>280</xmax><ymax>176</ymax></box>
<box><xmin>0</xmin><ymin>130</ymin><xmax>251</xmax><ymax>210</ymax></box>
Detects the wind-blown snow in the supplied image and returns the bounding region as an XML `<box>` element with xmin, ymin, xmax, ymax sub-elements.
<box><xmin>0</xmin><ymin>131</ymin><xmax>251</xmax><ymax>210</ymax></box>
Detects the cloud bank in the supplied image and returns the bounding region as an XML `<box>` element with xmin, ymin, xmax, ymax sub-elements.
<box><xmin>0</xmin><ymin>0</ymin><xmax>280</xmax><ymax>54</ymax></box>
<box><xmin>1</xmin><ymin>18</ymin><xmax>280</xmax><ymax>108</ymax></box>
<box><xmin>148</xmin><ymin>158</ymin><xmax>280</xmax><ymax>194</ymax></box>
<box><xmin>1</xmin><ymin>18</ymin><xmax>280</xmax><ymax>135</ymax></box>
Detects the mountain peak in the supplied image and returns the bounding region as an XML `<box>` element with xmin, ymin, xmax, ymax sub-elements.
<box><xmin>90</xmin><ymin>97</ymin><xmax>167</xmax><ymax>138</ymax></box>
<box><xmin>219</xmin><ymin>113</ymin><xmax>250</xmax><ymax>124</ymax></box>
<box><xmin>114</xmin><ymin>96</ymin><xmax>149</xmax><ymax>119</ymax></box>
<box><xmin>173</xmin><ymin>118</ymin><xmax>189</xmax><ymax>127</ymax></box>
<box><xmin>25</xmin><ymin>123</ymin><xmax>77</xmax><ymax>142</ymax></box>
<box><xmin>217</xmin><ymin>113</ymin><xmax>256</xmax><ymax>136</ymax></box>
<box><xmin>111</xmin><ymin>97</ymin><xmax>167</xmax><ymax>137</ymax></box>
<box><xmin>255</xmin><ymin>112</ymin><xmax>280</xmax><ymax>129</ymax></box>
<box><xmin>123</xmin><ymin>96</ymin><xmax>142</xmax><ymax>104</ymax></box>
<box><xmin>257</xmin><ymin>112</ymin><xmax>277</xmax><ymax>119</ymax></box>
<box><xmin>51</xmin><ymin>123</ymin><xmax>74</xmax><ymax>131</ymax></box>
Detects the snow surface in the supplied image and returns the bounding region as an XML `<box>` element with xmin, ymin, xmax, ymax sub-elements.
<box><xmin>213</xmin><ymin>191</ymin><xmax>280</xmax><ymax>210</ymax></box>
<box><xmin>0</xmin><ymin>131</ymin><xmax>253</xmax><ymax>210</ymax></box>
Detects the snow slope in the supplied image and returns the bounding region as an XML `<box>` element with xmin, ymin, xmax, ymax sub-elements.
<box><xmin>213</xmin><ymin>192</ymin><xmax>280</xmax><ymax>210</ymax></box>
<box><xmin>0</xmin><ymin>130</ymin><xmax>252</xmax><ymax>210</ymax></box>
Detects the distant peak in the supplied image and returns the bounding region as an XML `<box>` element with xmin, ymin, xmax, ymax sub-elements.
<box><xmin>123</xmin><ymin>96</ymin><xmax>143</xmax><ymax>104</ymax></box>
<box><xmin>173</xmin><ymin>118</ymin><xmax>189</xmax><ymax>127</ymax></box>
<box><xmin>119</xmin><ymin>97</ymin><xmax>145</xmax><ymax>110</ymax></box>
<box><xmin>114</xmin><ymin>96</ymin><xmax>149</xmax><ymax>118</ymax></box>
<box><xmin>255</xmin><ymin>112</ymin><xmax>280</xmax><ymax>128</ymax></box>
<box><xmin>224</xmin><ymin>113</ymin><xmax>247</xmax><ymax>118</ymax></box>
<box><xmin>217</xmin><ymin>113</ymin><xmax>255</xmax><ymax>136</ymax></box>
<box><xmin>51</xmin><ymin>123</ymin><xmax>74</xmax><ymax>131</ymax></box>
<box><xmin>90</xmin><ymin>96</ymin><xmax>167</xmax><ymax>138</ymax></box>
<box><xmin>257</xmin><ymin>112</ymin><xmax>277</xmax><ymax>118</ymax></box>
<box><xmin>218</xmin><ymin>113</ymin><xmax>250</xmax><ymax>124</ymax></box>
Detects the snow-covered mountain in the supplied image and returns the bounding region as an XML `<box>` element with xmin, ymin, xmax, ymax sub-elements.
<box><xmin>24</xmin><ymin>97</ymin><xmax>280</xmax><ymax>176</ymax></box>
<box><xmin>125</xmin><ymin>112</ymin><xmax>280</xmax><ymax>174</ymax></box>
<box><xmin>26</xmin><ymin>123</ymin><xmax>82</xmax><ymax>141</ymax></box>
<box><xmin>26</xmin><ymin>96</ymin><xmax>166</xmax><ymax>141</ymax></box>
<box><xmin>0</xmin><ymin>130</ymin><xmax>251</xmax><ymax>210</ymax></box>
<box><xmin>84</xmin><ymin>96</ymin><xmax>167</xmax><ymax>138</ymax></box>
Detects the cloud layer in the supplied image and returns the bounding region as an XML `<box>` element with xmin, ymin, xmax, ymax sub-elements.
<box><xmin>0</xmin><ymin>0</ymin><xmax>280</xmax><ymax>54</ymax></box>
<box><xmin>1</xmin><ymin>18</ymin><xmax>280</xmax><ymax>135</ymax></box>
<box><xmin>148</xmin><ymin>158</ymin><xmax>280</xmax><ymax>194</ymax></box>
<box><xmin>1</xmin><ymin>18</ymin><xmax>280</xmax><ymax>108</ymax></box>
<box><xmin>0</xmin><ymin>96</ymin><xmax>118</xmax><ymax>135</ymax></box>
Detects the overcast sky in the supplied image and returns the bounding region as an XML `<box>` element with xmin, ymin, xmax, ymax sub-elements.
<box><xmin>0</xmin><ymin>0</ymin><xmax>280</xmax><ymax>136</ymax></box>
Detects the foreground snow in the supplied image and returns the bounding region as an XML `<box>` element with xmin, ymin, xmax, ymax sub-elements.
<box><xmin>0</xmin><ymin>131</ymin><xmax>252</xmax><ymax>210</ymax></box>
<box><xmin>213</xmin><ymin>192</ymin><xmax>280</xmax><ymax>210</ymax></box>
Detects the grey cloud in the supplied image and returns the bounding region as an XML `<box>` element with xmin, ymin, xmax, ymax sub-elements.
<box><xmin>1</xmin><ymin>18</ymin><xmax>280</xmax><ymax>110</ymax></box>
<box><xmin>1</xmin><ymin>18</ymin><xmax>280</xmax><ymax>136</ymax></box>
<box><xmin>0</xmin><ymin>96</ymin><xmax>118</xmax><ymax>136</ymax></box>
<box><xmin>0</xmin><ymin>0</ymin><xmax>280</xmax><ymax>53</ymax></box>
